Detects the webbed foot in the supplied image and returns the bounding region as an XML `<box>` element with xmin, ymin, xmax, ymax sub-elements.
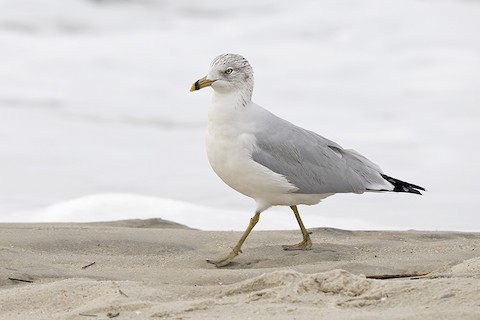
<box><xmin>207</xmin><ymin>250</ymin><xmax>239</xmax><ymax>267</ymax></box>
<box><xmin>282</xmin><ymin>237</ymin><xmax>312</xmax><ymax>251</ymax></box>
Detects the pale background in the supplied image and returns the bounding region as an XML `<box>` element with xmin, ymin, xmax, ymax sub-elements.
<box><xmin>1</xmin><ymin>0</ymin><xmax>479</xmax><ymax>231</ymax></box>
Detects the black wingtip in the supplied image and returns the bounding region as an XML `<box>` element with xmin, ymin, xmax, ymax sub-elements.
<box><xmin>381</xmin><ymin>174</ymin><xmax>425</xmax><ymax>195</ymax></box>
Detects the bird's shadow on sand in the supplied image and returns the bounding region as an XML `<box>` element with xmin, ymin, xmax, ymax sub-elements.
<box><xmin>221</xmin><ymin>243</ymin><xmax>353</xmax><ymax>269</ymax></box>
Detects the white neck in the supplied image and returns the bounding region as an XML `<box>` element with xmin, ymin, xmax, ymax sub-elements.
<box><xmin>212</xmin><ymin>87</ymin><xmax>251</xmax><ymax>107</ymax></box>
<box><xmin>209</xmin><ymin>89</ymin><xmax>251</xmax><ymax>118</ymax></box>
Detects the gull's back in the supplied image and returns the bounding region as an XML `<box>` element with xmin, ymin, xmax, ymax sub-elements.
<box><xmin>250</xmin><ymin>103</ymin><xmax>393</xmax><ymax>195</ymax></box>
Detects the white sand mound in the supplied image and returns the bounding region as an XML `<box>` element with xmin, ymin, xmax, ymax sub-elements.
<box><xmin>221</xmin><ymin>269</ymin><xmax>387</xmax><ymax>307</ymax></box>
<box><xmin>451</xmin><ymin>257</ymin><xmax>480</xmax><ymax>275</ymax></box>
<box><xmin>225</xmin><ymin>269</ymin><xmax>373</xmax><ymax>297</ymax></box>
<box><xmin>6</xmin><ymin>193</ymin><xmax>245</xmax><ymax>230</ymax></box>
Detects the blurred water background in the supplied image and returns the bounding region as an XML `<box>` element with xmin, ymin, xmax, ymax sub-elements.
<box><xmin>1</xmin><ymin>0</ymin><xmax>479</xmax><ymax>231</ymax></box>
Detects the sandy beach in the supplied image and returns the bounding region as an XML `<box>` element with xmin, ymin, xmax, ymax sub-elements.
<box><xmin>1</xmin><ymin>219</ymin><xmax>479</xmax><ymax>319</ymax></box>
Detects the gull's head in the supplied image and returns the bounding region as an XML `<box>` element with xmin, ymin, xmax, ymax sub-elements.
<box><xmin>190</xmin><ymin>53</ymin><xmax>254</xmax><ymax>99</ymax></box>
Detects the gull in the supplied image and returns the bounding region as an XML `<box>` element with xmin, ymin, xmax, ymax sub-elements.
<box><xmin>190</xmin><ymin>53</ymin><xmax>425</xmax><ymax>267</ymax></box>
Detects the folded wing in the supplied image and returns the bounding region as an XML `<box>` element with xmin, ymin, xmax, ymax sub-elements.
<box><xmin>251</xmin><ymin>112</ymin><xmax>393</xmax><ymax>195</ymax></box>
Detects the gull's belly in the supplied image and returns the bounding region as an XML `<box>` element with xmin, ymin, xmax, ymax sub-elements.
<box><xmin>206</xmin><ymin>127</ymin><xmax>296</xmax><ymax>203</ymax></box>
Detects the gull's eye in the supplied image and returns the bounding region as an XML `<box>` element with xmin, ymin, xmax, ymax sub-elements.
<box><xmin>225</xmin><ymin>67</ymin><xmax>233</xmax><ymax>75</ymax></box>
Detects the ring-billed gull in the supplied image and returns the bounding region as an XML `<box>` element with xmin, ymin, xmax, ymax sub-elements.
<box><xmin>190</xmin><ymin>53</ymin><xmax>425</xmax><ymax>267</ymax></box>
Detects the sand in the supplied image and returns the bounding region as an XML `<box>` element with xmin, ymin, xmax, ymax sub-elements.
<box><xmin>1</xmin><ymin>219</ymin><xmax>479</xmax><ymax>319</ymax></box>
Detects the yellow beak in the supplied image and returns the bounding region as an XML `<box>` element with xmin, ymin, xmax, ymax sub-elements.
<box><xmin>190</xmin><ymin>76</ymin><xmax>215</xmax><ymax>92</ymax></box>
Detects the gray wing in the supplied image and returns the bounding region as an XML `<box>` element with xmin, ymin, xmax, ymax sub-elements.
<box><xmin>251</xmin><ymin>111</ymin><xmax>391</xmax><ymax>194</ymax></box>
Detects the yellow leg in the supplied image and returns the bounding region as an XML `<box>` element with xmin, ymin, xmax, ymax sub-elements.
<box><xmin>282</xmin><ymin>205</ymin><xmax>312</xmax><ymax>250</ymax></box>
<box><xmin>207</xmin><ymin>211</ymin><xmax>260</xmax><ymax>267</ymax></box>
